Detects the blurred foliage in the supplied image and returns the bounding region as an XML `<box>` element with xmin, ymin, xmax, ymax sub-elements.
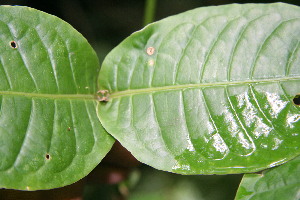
<box><xmin>83</xmin><ymin>166</ymin><xmax>242</xmax><ymax>200</ymax></box>
<box><xmin>0</xmin><ymin>0</ymin><xmax>299</xmax><ymax>199</ymax></box>
<box><xmin>128</xmin><ymin>166</ymin><xmax>242</xmax><ymax>200</ymax></box>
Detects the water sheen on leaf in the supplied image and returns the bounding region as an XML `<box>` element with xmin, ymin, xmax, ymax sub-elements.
<box><xmin>98</xmin><ymin>3</ymin><xmax>300</xmax><ymax>174</ymax></box>
<box><xmin>0</xmin><ymin>6</ymin><xmax>114</xmax><ymax>190</ymax></box>
<box><xmin>235</xmin><ymin>156</ymin><xmax>300</xmax><ymax>200</ymax></box>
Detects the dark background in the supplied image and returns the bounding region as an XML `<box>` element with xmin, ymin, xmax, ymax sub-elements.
<box><xmin>0</xmin><ymin>1</ymin><xmax>299</xmax><ymax>200</ymax></box>
<box><xmin>2</xmin><ymin>0</ymin><xmax>300</xmax><ymax>62</ymax></box>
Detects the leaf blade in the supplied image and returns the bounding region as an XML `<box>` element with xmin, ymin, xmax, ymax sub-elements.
<box><xmin>235</xmin><ymin>156</ymin><xmax>300</xmax><ymax>200</ymax></box>
<box><xmin>98</xmin><ymin>3</ymin><xmax>300</xmax><ymax>174</ymax></box>
<box><xmin>0</xmin><ymin>6</ymin><xmax>114</xmax><ymax>190</ymax></box>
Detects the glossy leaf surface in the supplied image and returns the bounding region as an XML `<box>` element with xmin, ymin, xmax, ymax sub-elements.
<box><xmin>0</xmin><ymin>6</ymin><xmax>114</xmax><ymax>190</ymax></box>
<box><xmin>235</xmin><ymin>156</ymin><xmax>300</xmax><ymax>200</ymax></box>
<box><xmin>98</xmin><ymin>3</ymin><xmax>300</xmax><ymax>174</ymax></box>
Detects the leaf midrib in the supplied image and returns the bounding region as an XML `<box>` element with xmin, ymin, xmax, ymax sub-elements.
<box><xmin>108</xmin><ymin>76</ymin><xmax>300</xmax><ymax>99</ymax></box>
<box><xmin>0</xmin><ymin>91</ymin><xmax>96</xmax><ymax>100</ymax></box>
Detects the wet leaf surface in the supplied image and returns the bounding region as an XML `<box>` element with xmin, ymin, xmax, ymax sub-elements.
<box><xmin>98</xmin><ymin>3</ymin><xmax>300</xmax><ymax>174</ymax></box>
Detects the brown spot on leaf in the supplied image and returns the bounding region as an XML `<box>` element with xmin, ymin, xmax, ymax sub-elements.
<box><xmin>97</xmin><ymin>90</ymin><xmax>110</xmax><ymax>102</ymax></box>
<box><xmin>146</xmin><ymin>47</ymin><xmax>155</xmax><ymax>55</ymax></box>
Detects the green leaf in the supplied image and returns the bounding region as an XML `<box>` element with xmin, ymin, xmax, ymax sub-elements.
<box><xmin>97</xmin><ymin>3</ymin><xmax>300</xmax><ymax>174</ymax></box>
<box><xmin>235</xmin><ymin>156</ymin><xmax>300</xmax><ymax>200</ymax></box>
<box><xmin>0</xmin><ymin>6</ymin><xmax>114</xmax><ymax>190</ymax></box>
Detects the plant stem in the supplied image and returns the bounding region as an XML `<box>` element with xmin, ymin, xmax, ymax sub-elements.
<box><xmin>143</xmin><ymin>0</ymin><xmax>157</xmax><ymax>26</ymax></box>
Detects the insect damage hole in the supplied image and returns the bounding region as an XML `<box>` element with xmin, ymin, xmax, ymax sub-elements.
<box><xmin>45</xmin><ymin>154</ymin><xmax>51</xmax><ymax>160</ymax></box>
<box><xmin>293</xmin><ymin>94</ymin><xmax>300</xmax><ymax>106</ymax></box>
<box><xmin>10</xmin><ymin>41</ymin><xmax>17</xmax><ymax>49</ymax></box>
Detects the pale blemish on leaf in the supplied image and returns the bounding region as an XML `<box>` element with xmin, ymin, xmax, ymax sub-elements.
<box><xmin>148</xmin><ymin>59</ymin><xmax>155</xmax><ymax>66</ymax></box>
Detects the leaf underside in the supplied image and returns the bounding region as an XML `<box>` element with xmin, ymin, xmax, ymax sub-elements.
<box><xmin>98</xmin><ymin>3</ymin><xmax>300</xmax><ymax>174</ymax></box>
<box><xmin>235</xmin><ymin>156</ymin><xmax>300</xmax><ymax>200</ymax></box>
<box><xmin>0</xmin><ymin>6</ymin><xmax>114</xmax><ymax>190</ymax></box>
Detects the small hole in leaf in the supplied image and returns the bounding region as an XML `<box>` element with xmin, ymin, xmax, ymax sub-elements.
<box><xmin>10</xmin><ymin>41</ymin><xmax>17</xmax><ymax>48</ymax></box>
<box><xmin>293</xmin><ymin>95</ymin><xmax>300</xmax><ymax>106</ymax></box>
<box><xmin>45</xmin><ymin>154</ymin><xmax>51</xmax><ymax>160</ymax></box>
